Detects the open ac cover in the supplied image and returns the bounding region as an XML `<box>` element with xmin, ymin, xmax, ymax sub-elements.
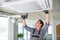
<box><xmin>0</xmin><ymin>0</ymin><xmax>52</xmax><ymax>13</ymax></box>
<box><xmin>36</xmin><ymin>0</ymin><xmax>52</xmax><ymax>10</ymax></box>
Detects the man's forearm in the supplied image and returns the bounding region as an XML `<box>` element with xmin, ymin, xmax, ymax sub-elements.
<box><xmin>23</xmin><ymin>20</ymin><xmax>33</xmax><ymax>32</ymax></box>
<box><xmin>23</xmin><ymin>20</ymin><xmax>27</xmax><ymax>26</ymax></box>
<box><xmin>43</xmin><ymin>10</ymin><xmax>50</xmax><ymax>24</ymax></box>
<box><xmin>45</xmin><ymin>14</ymin><xmax>50</xmax><ymax>24</ymax></box>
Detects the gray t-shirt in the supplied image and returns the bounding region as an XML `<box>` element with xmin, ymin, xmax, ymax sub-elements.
<box><xmin>23</xmin><ymin>22</ymin><xmax>49</xmax><ymax>40</ymax></box>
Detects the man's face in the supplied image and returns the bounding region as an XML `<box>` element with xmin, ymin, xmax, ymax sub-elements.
<box><xmin>35</xmin><ymin>20</ymin><xmax>42</xmax><ymax>28</ymax></box>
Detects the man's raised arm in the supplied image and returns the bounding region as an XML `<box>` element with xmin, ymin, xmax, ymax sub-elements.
<box><xmin>22</xmin><ymin>19</ymin><xmax>33</xmax><ymax>32</ymax></box>
<box><xmin>43</xmin><ymin>10</ymin><xmax>50</xmax><ymax>24</ymax></box>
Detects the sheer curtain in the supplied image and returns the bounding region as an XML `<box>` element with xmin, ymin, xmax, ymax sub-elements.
<box><xmin>0</xmin><ymin>17</ymin><xmax>8</xmax><ymax>40</ymax></box>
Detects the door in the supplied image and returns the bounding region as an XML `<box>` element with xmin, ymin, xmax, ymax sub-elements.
<box><xmin>56</xmin><ymin>24</ymin><xmax>60</xmax><ymax>40</ymax></box>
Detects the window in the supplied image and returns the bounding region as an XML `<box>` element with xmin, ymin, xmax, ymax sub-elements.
<box><xmin>18</xmin><ymin>20</ymin><xmax>36</xmax><ymax>40</ymax></box>
<box><xmin>18</xmin><ymin>23</ymin><xmax>23</xmax><ymax>33</ymax></box>
<box><xmin>0</xmin><ymin>17</ymin><xmax>8</xmax><ymax>40</ymax></box>
<box><xmin>18</xmin><ymin>22</ymin><xmax>28</xmax><ymax>40</ymax></box>
<box><xmin>48</xmin><ymin>26</ymin><xmax>52</xmax><ymax>34</ymax></box>
<box><xmin>18</xmin><ymin>20</ymin><xmax>52</xmax><ymax>40</ymax></box>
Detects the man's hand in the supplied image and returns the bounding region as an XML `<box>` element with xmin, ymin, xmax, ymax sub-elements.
<box><xmin>23</xmin><ymin>19</ymin><xmax>27</xmax><ymax>26</ymax></box>
<box><xmin>43</xmin><ymin>10</ymin><xmax>50</xmax><ymax>24</ymax></box>
<box><xmin>21</xmin><ymin>13</ymin><xmax>28</xmax><ymax>20</ymax></box>
<box><xmin>43</xmin><ymin>10</ymin><xmax>49</xmax><ymax>14</ymax></box>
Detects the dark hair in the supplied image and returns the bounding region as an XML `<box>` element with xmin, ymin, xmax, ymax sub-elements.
<box><xmin>38</xmin><ymin>19</ymin><xmax>44</xmax><ymax>28</ymax></box>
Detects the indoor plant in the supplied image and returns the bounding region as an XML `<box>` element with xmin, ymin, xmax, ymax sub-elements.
<box><xmin>17</xmin><ymin>33</ymin><xmax>24</xmax><ymax>40</ymax></box>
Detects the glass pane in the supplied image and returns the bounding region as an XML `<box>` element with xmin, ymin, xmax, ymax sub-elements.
<box><xmin>24</xmin><ymin>29</ymin><xmax>28</xmax><ymax>40</ymax></box>
<box><xmin>18</xmin><ymin>23</ymin><xmax>23</xmax><ymax>33</ymax></box>
<box><xmin>0</xmin><ymin>17</ymin><xmax>8</xmax><ymax>40</ymax></box>
<box><xmin>45</xmin><ymin>26</ymin><xmax>52</xmax><ymax>40</ymax></box>
<box><xmin>48</xmin><ymin>26</ymin><xmax>52</xmax><ymax>34</ymax></box>
<box><xmin>28</xmin><ymin>31</ymin><xmax>31</xmax><ymax>40</ymax></box>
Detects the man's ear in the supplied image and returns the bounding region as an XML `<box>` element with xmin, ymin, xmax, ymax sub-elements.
<box><xmin>41</xmin><ymin>24</ymin><xmax>43</xmax><ymax>28</ymax></box>
<box><xmin>40</xmin><ymin>24</ymin><xmax>42</xmax><ymax>26</ymax></box>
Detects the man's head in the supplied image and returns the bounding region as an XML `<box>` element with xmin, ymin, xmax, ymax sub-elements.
<box><xmin>35</xmin><ymin>19</ymin><xmax>44</xmax><ymax>29</ymax></box>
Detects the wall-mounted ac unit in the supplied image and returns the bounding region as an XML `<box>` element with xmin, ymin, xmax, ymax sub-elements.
<box><xmin>1</xmin><ymin>0</ymin><xmax>52</xmax><ymax>14</ymax></box>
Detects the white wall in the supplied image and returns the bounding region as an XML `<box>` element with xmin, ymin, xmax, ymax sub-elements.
<box><xmin>55</xmin><ymin>19</ymin><xmax>60</xmax><ymax>25</ymax></box>
<box><xmin>8</xmin><ymin>18</ymin><xmax>18</xmax><ymax>40</ymax></box>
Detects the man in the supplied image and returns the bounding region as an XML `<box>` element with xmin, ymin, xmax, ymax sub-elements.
<box><xmin>23</xmin><ymin>10</ymin><xmax>50</xmax><ymax>40</ymax></box>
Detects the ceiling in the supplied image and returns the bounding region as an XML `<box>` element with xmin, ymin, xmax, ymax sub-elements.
<box><xmin>0</xmin><ymin>0</ymin><xmax>60</xmax><ymax>19</ymax></box>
